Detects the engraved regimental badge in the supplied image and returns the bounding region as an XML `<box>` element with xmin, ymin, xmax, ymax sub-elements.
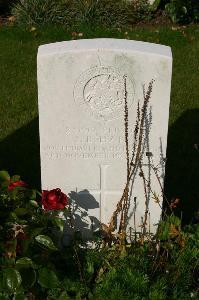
<box><xmin>74</xmin><ymin>66</ymin><xmax>134</xmax><ymax>121</ymax></box>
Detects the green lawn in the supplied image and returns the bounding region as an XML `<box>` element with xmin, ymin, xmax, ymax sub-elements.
<box><xmin>0</xmin><ymin>24</ymin><xmax>198</xmax><ymax>223</ymax></box>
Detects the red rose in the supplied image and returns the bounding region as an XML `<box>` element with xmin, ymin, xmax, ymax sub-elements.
<box><xmin>42</xmin><ymin>188</ymin><xmax>69</xmax><ymax>210</ymax></box>
<box><xmin>8</xmin><ymin>180</ymin><xmax>28</xmax><ymax>191</ymax></box>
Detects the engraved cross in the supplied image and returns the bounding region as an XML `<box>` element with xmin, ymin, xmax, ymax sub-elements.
<box><xmin>83</xmin><ymin>164</ymin><xmax>122</xmax><ymax>222</ymax></box>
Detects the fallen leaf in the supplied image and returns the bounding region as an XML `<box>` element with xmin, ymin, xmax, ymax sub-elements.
<box><xmin>8</xmin><ymin>16</ymin><xmax>15</xmax><ymax>22</ymax></box>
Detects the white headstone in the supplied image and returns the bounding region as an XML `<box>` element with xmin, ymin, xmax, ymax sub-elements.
<box><xmin>37</xmin><ymin>39</ymin><xmax>172</xmax><ymax>237</ymax></box>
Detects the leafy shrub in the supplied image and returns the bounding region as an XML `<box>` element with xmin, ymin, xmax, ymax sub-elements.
<box><xmin>12</xmin><ymin>0</ymin><xmax>74</xmax><ymax>26</ymax></box>
<box><xmin>12</xmin><ymin>0</ymin><xmax>152</xmax><ymax>27</ymax></box>
<box><xmin>165</xmin><ymin>0</ymin><xmax>199</xmax><ymax>23</ymax></box>
<box><xmin>74</xmin><ymin>0</ymin><xmax>152</xmax><ymax>27</ymax></box>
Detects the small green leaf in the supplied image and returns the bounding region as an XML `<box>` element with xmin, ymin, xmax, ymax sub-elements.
<box><xmin>58</xmin><ymin>292</ymin><xmax>71</xmax><ymax>300</ymax></box>
<box><xmin>35</xmin><ymin>235</ymin><xmax>57</xmax><ymax>250</ymax></box>
<box><xmin>182</xmin><ymin>6</ymin><xmax>187</xmax><ymax>14</ymax></box>
<box><xmin>0</xmin><ymin>181</ymin><xmax>9</xmax><ymax>188</ymax></box>
<box><xmin>20</xmin><ymin>268</ymin><xmax>36</xmax><ymax>289</ymax></box>
<box><xmin>150</xmin><ymin>0</ymin><xmax>161</xmax><ymax>11</ymax></box>
<box><xmin>26</xmin><ymin>189</ymin><xmax>36</xmax><ymax>200</ymax></box>
<box><xmin>30</xmin><ymin>227</ymin><xmax>43</xmax><ymax>239</ymax></box>
<box><xmin>3</xmin><ymin>268</ymin><xmax>22</xmax><ymax>293</ymax></box>
<box><xmin>38</xmin><ymin>268</ymin><xmax>59</xmax><ymax>289</ymax></box>
<box><xmin>14</xmin><ymin>208</ymin><xmax>28</xmax><ymax>216</ymax></box>
<box><xmin>53</xmin><ymin>217</ymin><xmax>65</xmax><ymax>232</ymax></box>
<box><xmin>0</xmin><ymin>171</ymin><xmax>10</xmax><ymax>182</ymax></box>
<box><xmin>0</xmin><ymin>295</ymin><xmax>10</xmax><ymax>300</ymax></box>
<box><xmin>29</xmin><ymin>200</ymin><xmax>39</xmax><ymax>208</ymax></box>
<box><xmin>13</xmin><ymin>293</ymin><xmax>27</xmax><ymax>300</ymax></box>
<box><xmin>8</xmin><ymin>212</ymin><xmax>18</xmax><ymax>222</ymax></box>
<box><xmin>87</xmin><ymin>261</ymin><xmax>94</xmax><ymax>275</ymax></box>
<box><xmin>11</xmin><ymin>175</ymin><xmax>21</xmax><ymax>182</ymax></box>
<box><xmin>16</xmin><ymin>258</ymin><xmax>33</xmax><ymax>268</ymax></box>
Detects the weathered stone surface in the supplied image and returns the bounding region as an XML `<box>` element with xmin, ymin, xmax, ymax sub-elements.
<box><xmin>37</xmin><ymin>39</ymin><xmax>172</xmax><ymax>237</ymax></box>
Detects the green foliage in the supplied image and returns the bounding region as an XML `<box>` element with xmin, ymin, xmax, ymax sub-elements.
<box><xmin>2</xmin><ymin>269</ymin><xmax>22</xmax><ymax>294</ymax></box>
<box><xmin>165</xmin><ymin>0</ymin><xmax>199</xmax><ymax>23</ymax></box>
<box><xmin>157</xmin><ymin>214</ymin><xmax>181</xmax><ymax>240</ymax></box>
<box><xmin>148</xmin><ymin>278</ymin><xmax>167</xmax><ymax>300</ymax></box>
<box><xmin>0</xmin><ymin>171</ymin><xmax>198</xmax><ymax>298</ymax></box>
<box><xmin>0</xmin><ymin>171</ymin><xmax>10</xmax><ymax>182</ymax></box>
<box><xmin>38</xmin><ymin>268</ymin><xmax>60</xmax><ymax>289</ymax></box>
<box><xmin>35</xmin><ymin>235</ymin><xmax>58</xmax><ymax>250</ymax></box>
<box><xmin>12</xmin><ymin>0</ymin><xmax>70</xmax><ymax>26</ymax></box>
<box><xmin>11</xmin><ymin>0</ymin><xmax>198</xmax><ymax>26</ymax></box>
<box><xmin>12</xmin><ymin>0</ymin><xmax>152</xmax><ymax>27</ymax></box>
<box><xmin>18</xmin><ymin>267</ymin><xmax>36</xmax><ymax>289</ymax></box>
<box><xmin>16</xmin><ymin>257</ymin><xmax>33</xmax><ymax>268</ymax></box>
<box><xmin>150</xmin><ymin>0</ymin><xmax>162</xmax><ymax>11</ymax></box>
<box><xmin>93</xmin><ymin>268</ymin><xmax>149</xmax><ymax>299</ymax></box>
<box><xmin>0</xmin><ymin>171</ymin><xmax>69</xmax><ymax>299</ymax></box>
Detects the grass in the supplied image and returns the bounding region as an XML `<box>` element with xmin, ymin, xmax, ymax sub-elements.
<box><xmin>0</xmin><ymin>24</ymin><xmax>198</xmax><ymax>223</ymax></box>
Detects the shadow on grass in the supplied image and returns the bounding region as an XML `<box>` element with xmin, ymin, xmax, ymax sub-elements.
<box><xmin>0</xmin><ymin>117</ymin><xmax>41</xmax><ymax>190</ymax></box>
<box><xmin>0</xmin><ymin>109</ymin><xmax>198</xmax><ymax>225</ymax></box>
<box><xmin>164</xmin><ymin>108</ymin><xmax>199</xmax><ymax>225</ymax></box>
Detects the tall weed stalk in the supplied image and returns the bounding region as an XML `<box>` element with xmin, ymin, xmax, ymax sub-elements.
<box><xmin>104</xmin><ymin>79</ymin><xmax>155</xmax><ymax>243</ymax></box>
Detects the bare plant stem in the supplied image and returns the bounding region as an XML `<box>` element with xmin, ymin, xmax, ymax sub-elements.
<box><xmin>151</xmin><ymin>164</ymin><xmax>174</xmax><ymax>214</ymax></box>
<box><xmin>131</xmin><ymin>101</ymin><xmax>140</xmax><ymax>165</ymax></box>
<box><xmin>139</xmin><ymin>163</ymin><xmax>149</xmax><ymax>236</ymax></box>
<box><xmin>129</xmin><ymin>80</ymin><xmax>154</xmax><ymax>179</ymax></box>
<box><xmin>107</xmin><ymin>79</ymin><xmax>154</xmax><ymax>238</ymax></box>
<box><xmin>138</xmin><ymin>157</ymin><xmax>175</xmax><ymax>218</ymax></box>
<box><xmin>119</xmin><ymin>75</ymin><xmax>130</xmax><ymax>236</ymax></box>
<box><xmin>124</xmin><ymin>75</ymin><xmax>130</xmax><ymax>181</ymax></box>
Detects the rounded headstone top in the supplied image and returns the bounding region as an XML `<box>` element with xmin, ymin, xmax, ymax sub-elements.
<box><xmin>38</xmin><ymin>38</ymin><xmax>172</xmax><ymax>59</ymax></box>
